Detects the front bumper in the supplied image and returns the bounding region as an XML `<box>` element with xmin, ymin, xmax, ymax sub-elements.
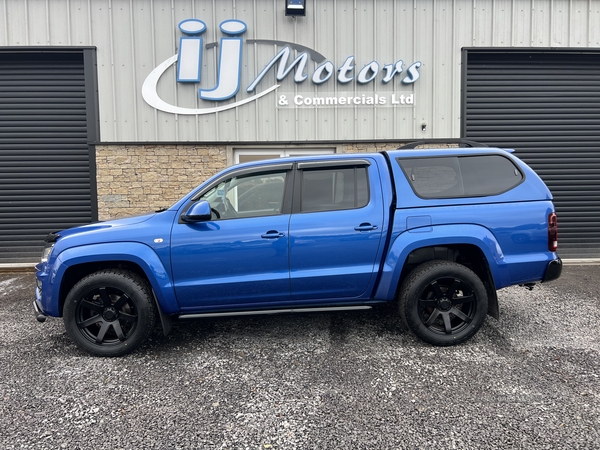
<box><xmin>542</xmin><ymin>257</ymin><xmax>562</xmax><ymax>283</ymax></box>
<box><xmin>33</xmin><ymin>291</ymin><xmax>48</xmax><ymax>323</ymax></box>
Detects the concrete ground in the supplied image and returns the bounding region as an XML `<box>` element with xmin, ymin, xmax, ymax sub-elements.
<box><xmin>0</xmin><ymin>265</ymin><xmax>598</xmax><ymax>449</ymax></box>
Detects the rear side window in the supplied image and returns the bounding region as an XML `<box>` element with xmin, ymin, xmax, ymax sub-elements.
<box><xmin>301</xmin><ymin>167</ymin><xmax>369</xmax><ymax>212</ymax></box>
<box><xmin>397</xmin><ymin>155</ymin><xmax>524</xmax><ymax>198</ymax></box>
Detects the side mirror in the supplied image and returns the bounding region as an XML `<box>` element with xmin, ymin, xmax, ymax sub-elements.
<box><xmin>182</xmin><ymin>201</ymin><xmax>212</xmax><ymax>222</ymax></box>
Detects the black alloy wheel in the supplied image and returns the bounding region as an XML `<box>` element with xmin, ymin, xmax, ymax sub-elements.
<box><xmin>63</xmin><ymin>270</ymin><xmax>156</xmax><ymax>357</ymax></box>
<box><xmin>399</xmin><ymin>260</ymin><xmax>488</xmax><ymax>346</ymax></box>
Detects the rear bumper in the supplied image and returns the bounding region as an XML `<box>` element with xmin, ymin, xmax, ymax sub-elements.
<box><xmin>542</xmin><ymin>258</ymin><xmax>562</xmax><ymax>283</ymax></box>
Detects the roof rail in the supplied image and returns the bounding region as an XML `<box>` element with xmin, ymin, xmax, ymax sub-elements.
<box><xmin>398</xmin><ymin>139</ymin><xmax>489</xmax><ymax>150</ymax></box>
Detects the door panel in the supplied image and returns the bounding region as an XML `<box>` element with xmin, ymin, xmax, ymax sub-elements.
<box><xmin>171</xmin><ymin>169</ymin><xmax>291</xmax><ymax>310</ymax></box>
<box><xmin>171</xmin><ymin>215</ymin><xmax>291</xmax><ymax>309</ymax></box>
<box><xmin>289</xmin><ymin>164</ymin><xmax>385</xmax><ymax>300</ymax></box>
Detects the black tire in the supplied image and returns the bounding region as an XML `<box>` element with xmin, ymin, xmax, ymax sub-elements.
<box><xmin>399</xmin><ymin>260</ymin><xmax>488</xmax><ymax>346</ymax></box>
<box><xmin>63</xmin><ymin>269</ymin><xmax>156</xmax><ymax>357</ymax></box>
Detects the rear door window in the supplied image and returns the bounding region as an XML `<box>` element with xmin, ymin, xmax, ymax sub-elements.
<box><xmin>300</xmin><ymin>167</ymin><xmax>369</xmax><ymax>212</ymax></box>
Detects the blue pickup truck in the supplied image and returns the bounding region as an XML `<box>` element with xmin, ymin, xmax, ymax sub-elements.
<box><xmin>34</xmin><ymin>145</ymin><xmax>562</xmax><ymax>356</ymax></box>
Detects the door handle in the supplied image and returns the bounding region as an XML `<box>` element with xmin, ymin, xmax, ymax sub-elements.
<box><xmin>354</xmin><ymin>223</ymin><xmax>378</xmax><ymax>232</ymax></box>
<box><xmin>261</xmin><ymin>231</ymin><xmax>285</xmax><ymax>239</ymax></box>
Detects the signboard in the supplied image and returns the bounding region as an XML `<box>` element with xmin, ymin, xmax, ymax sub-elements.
<box><xmin>142</xmin><ymin>19</ymin><xmax>421</xmax><ymax>115</ymax></box>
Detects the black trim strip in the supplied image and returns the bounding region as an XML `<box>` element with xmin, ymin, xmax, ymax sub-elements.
<box><xmin>178</xmin><ymin>305</ymin><xmax>372</xmax><ymax>319</ymax></box>
<box><xmin>297</xmin><ymin>159</ymin><xmax>371</xmax><ymax>169</ymax></box>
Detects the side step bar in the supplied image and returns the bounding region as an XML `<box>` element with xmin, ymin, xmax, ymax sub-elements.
<box><xmin>178</xmin><ymin>305</ymin><xmax>372</xmax><ymax>320</ymax></box>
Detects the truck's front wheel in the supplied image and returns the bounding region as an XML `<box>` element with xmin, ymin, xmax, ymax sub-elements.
<box><xmin>63</xmin><ymin>270</ymin><xmax>156</xmax><ymax>357</ymax></box>
<box><xmin>399</xmin><ymin>260</ymin><xmax>488</xmax><ymax>346</ymax></box>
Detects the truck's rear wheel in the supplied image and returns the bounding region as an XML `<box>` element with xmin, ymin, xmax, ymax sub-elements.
<box><xmin>63</xmin><ymin>270</ymin><xmax>156</xmax><ymax>357</ymax></box>
<box><xmin>399</xmin><ymin>260</ymin><xmax>488</xmax><ymax>346</ymax></box>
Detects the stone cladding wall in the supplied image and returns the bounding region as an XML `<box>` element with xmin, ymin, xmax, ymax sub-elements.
<box><xmin>342</xmin><ymin>142</ymin><xmax>407</xmax><ymax>153</ymax></box>
<box><xmin>96</xmin><ymin>145</ymin><xmax>227</xmax><ymax>220</ymax></box>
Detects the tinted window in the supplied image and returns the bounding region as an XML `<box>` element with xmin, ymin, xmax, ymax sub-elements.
<box><xmin>398</xmin><ymin>155</ymin><xmax>523</xmax><ymax>198</ymax></box>
<box><xmin>199</xmin><ymin>171</ymin><xmax>287</xmax><ymax>219</ymax></box>
<box><xmin>301</xmin><ymin>167</ymin><xmax>369</xmax><ymax>212</ymax></box>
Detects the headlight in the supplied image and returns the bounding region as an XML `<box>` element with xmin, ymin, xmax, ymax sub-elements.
<box><xmin>41</xmin><ymin>244</ymin><xmax>54</xmax><ymax>263</ymax></box>
<box><xmin>41</xmin><ymin>232</ymin><xmax>60</xmax><ymax>263</ymax></box>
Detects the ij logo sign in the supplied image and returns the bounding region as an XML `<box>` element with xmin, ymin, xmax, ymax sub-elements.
<box><xmin>142</xmin><ymin>19</ymin><xmax>422</xmax><ymax>115</ymax></box>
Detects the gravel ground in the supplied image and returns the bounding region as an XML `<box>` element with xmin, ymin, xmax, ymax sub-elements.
<box><xmin>0</xmin><ymin>265</ymin><xmax>599</xmax><ymax>449</ymax></box>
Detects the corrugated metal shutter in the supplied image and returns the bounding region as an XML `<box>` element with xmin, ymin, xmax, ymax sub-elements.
<box><xmin>462</xmin><ymin>49</ymin><xmax>600</xmax><ymax>259</ymax></box>
<box><xmin>0</xmin><ymin>49</ymin><xmax>98</xmax><ymax>264</ymax></box>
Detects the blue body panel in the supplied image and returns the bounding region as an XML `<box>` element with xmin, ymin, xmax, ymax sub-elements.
<box><xmin>171</xmin><ymin>214</ymin><xmax>292</xmax><ymax>309</ymax></box>
<box><xmin>36</xmin><ymin>242</ymin><xmax>180</xmax><ymax>316</ymax></box>
<box><xmin>288</xmin><ymin>159</ymin><xmax>388</xmax><ymax>301</ymax></box>
<box><xmin>35</xmin><ymin>211</ymin><xmax>180</xmax><ymax>316</ymax></box>
<box><xmin>35</xmin><ymin>148</ymin><xmax>560</xmax><ymax>319</ymax></box>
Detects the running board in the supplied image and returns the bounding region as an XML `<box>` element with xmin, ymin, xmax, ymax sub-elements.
<box><xmin>178</xmin><ymin>305</ymin><xmax>372</xmax><ymax>319</ymax></box>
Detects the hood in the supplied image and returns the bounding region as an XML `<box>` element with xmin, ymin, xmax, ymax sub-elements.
<box><xmin>56</xmin><ymin>213</ymin><xmax>156</xmax><ymax>239</ymax></box>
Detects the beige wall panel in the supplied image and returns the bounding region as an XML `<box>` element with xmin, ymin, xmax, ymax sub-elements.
<box><xmin>0</xmin><ymin>0</ymin><xmax>597</xmax><ymax>142</ymax></box>
<box><xmin>531</xmin><ymin>0</ymin><xmax>552</xmax><ymax>46</ymax></box>
<box><xmin>569</xmin><ymin>0</ymin><xmax>590</xmax><ymax>46</ymax></box>
<box><xmin>27</xmin><ymin>0</ymin><xmax>50</xmax><ymax>45</ymax></box>
<box><xmin>44</xmin><ymin>0</ymin><xmax>87</xmax><ymax>46</ymax></box>
<box><xmin>588</xmin><ymin>0</ymin><xmax>600</xmax><ymax>46</ymax></box>
<box><xmin>550</xmin><ymin>0</ymin><xmax>571</xmax><ymax>46</ymax></box>
<box><xmin>391</xmin><ymin>1</ymin><xmax>418</xmax><ymax>139</ymax></box>
<box><xmin>89</xmin><ymin>0</ymin><xmax>116</xmax><ymax>141</ymax></box>
<box><xmin>413</xmin><ymin>1</ymin><xmax>434</xmax><ymax>139</ymax></box>
<box><xmin>308</xmin><ymin>0</ymin><xmax>334</xmax><ymax>141</ymax></box>
<box><xmin>4</xmin><ymin>0</ymin><xmax>28</xmax><ymax>45</ymax></box>
<box><xmin>491</xmin><ymin>0</ymin><xmax>514</xmax><ymax>46</ymax></box>
<box><xmin>231</xmin><ymin>4</ymin><xmax>260</xmax><ymax>142</ymax></box>
<box><xmin>68</xmin><ymin>0</ymin><xmax>93</xmax><ymax>46</ymax></box>
<box><xmin>132</xmin><ymin>1</ymin><xmax>159</xmax><ymax>141</ymax></box>
<box><xmin>173</xmin><ymin>0</ymin><xmax>202</xmax><ymax>141</ymax></box>
<box><xmin>431</xmin><ymin>0</ymin><xmax>455</xmax><ymax>138</ymax></box>
<box><xmin>372</xmin><ymin>0</ymin><xmax>399</xmax><ymax>140</ymax></box>
<box><xmin>332</xmin><ymin>0</ymin><xmax>358</xmax><ymax>142</ymax></box>
<box><xmin>152</xmin><ymin>1</ymin><xmax>179</xmax><ymax>141</ymax></box>
<box><xmin>111</xmin><ymin>1</ymin><xmax>137</xmax><ymax>141</ymax></box>
<box><xmin>453</xmin><ymin>2</ymin><xmax>474</xmax><ymax>134</ymax></box>
<box><xmin>353</xmin><ymin>0</ymin><xmax>376</xmax><ymax>141</ymax></box>
<box><xmin>472</xmin><ymin>0</ymin><xmax>494</xmax><ymax>46</ymax></box>
<box><xmin>512</xmin><ymin>1</ymin><xmax>534</xmax><ymax>45</ymax></box>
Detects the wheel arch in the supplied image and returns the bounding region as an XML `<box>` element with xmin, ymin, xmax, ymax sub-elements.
<box><xmin>398</xmin><ymin>244</ymin><xmax>499</xmax><ymax>319</ymax></box>
<box><xmin>58</xmin><ymin>261</ymin><xmax>146</xmax><ymax>315</ymax></box>
<box><xmin>375</xmin><ymin>225</ymin><xmax>506</xmax><ymax>318</ymax></box>
<box><xmin>49</xmin><ymin>243</ymin><xmax>180</xmax><ymax>317</ymax></box>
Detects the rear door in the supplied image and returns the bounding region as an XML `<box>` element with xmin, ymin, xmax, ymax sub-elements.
<box><xmin>288</xmin><ymin>159</ymin><xmax>386</xmax><ymax>301</ymax></box>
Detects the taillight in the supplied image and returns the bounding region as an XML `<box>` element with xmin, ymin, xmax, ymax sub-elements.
<box><xmin>548</xmin><ymin>212</ymin><xmax>558</xmax><ymax>252</ymax></box>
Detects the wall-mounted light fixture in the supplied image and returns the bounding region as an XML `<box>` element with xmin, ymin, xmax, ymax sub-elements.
<box><xmin>285</xmin><ymin>0</ymin><xmax>306</xmax><ymax>16</ymax></box>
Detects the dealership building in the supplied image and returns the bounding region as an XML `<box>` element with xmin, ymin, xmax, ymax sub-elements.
<box><xmin>1</xmin><ymin>0</ymin><xmax>599</xmax><ymax>265</ymax></box>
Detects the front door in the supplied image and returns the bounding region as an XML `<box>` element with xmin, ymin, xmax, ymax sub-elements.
<box><xmin>171</xmin><ymin>168</ymin><xmax>291</xmax><ymax>311</ymax></box>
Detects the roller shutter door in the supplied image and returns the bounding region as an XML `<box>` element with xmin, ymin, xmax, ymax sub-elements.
<box><xmin>0</xmin><ymin>49</ymin><xmax>99</xmax><ymax>264</ymax></box>
<box><xmin>462</xmin><ymin>49</ymin><xmax>600</xmax><ymax>259</ymax></box>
